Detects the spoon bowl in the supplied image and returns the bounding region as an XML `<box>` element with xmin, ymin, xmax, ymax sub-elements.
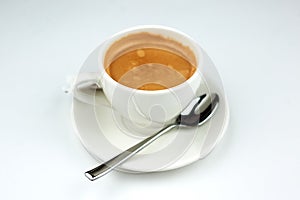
<box><xmin>177</xmin><ymin>93</ymin><xmax>219</xmax><ymax>127</ymax></box>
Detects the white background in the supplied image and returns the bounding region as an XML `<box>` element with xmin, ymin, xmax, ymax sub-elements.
<box><xmin>1</xmin><ymin>0</ymin><xmax>299</xmax><ymax>199</ymax></box>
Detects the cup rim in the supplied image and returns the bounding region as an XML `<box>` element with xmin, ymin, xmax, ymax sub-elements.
<box><xmin>98</xmin><ymin>25</ymin><xmax>204</xmax><ymax>95</ymax></box>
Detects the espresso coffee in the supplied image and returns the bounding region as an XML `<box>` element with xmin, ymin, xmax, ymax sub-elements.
<box><xmin>106</xmin><ymin>48</ymin><xmax>196</xmax><ymax>90</ymax></box>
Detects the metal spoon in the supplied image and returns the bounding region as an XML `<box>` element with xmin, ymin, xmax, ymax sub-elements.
<box><xmin>85</xmin><ymin>93</ymin><xmax>219</xmax><ymax>181</ymax></box>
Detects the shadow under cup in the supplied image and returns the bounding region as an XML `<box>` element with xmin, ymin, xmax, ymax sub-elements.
<box><xmin>98</xmin><ymin>26</ymin><xmax>202</xmax><ymax>136</ymax></box>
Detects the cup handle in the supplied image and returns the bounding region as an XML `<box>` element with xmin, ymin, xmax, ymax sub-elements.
<box><xmin>63</xmin><ymin>72</ymin><xmax>108</xmax><ymax>106</ymax></box>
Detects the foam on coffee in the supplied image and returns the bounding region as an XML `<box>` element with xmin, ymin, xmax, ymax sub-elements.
<box><xmin>104</xmin><ymin>32</ymin><xmax>197</xmax><ymax>90</ymax></box>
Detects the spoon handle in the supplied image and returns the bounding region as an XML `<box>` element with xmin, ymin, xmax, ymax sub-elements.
<box><xmin>85</xmin><ymin>124</ymin><xmax>177</xmax><ymax>181</ymax></box>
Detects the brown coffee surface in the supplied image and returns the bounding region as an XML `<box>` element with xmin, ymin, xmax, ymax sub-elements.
<box><xmin>106</xmin><ymin>48</ymin><xmax>196</xmax><ymax>90</ymax></box>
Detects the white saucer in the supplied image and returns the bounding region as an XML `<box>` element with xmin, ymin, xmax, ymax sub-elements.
<box><xmin>71</xmin><ymin>45</ymin><xmax>230</xmax><ymax>173</ymax></box>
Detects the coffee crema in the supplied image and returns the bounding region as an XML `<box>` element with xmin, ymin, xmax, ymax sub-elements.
<box><xmin>106</xmin><ymin>48</ymin><xmax>196</xmax><ymax>90</ymax></box>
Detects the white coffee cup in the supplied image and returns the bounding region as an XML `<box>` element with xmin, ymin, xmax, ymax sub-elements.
<box><xmin>74</xmin><ymin>25</ymin><xmax>203</xmax><ymax>128</ymax></box>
